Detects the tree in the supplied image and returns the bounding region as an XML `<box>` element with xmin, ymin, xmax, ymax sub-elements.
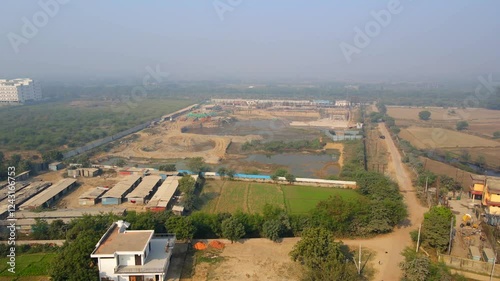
<box><xmin>42</xmin><ymin>150</ymin><xmax>64</xmax><ymax>162</ymax></box>
<box><xmin>494</xmin><ymin>131</ymin><xmax>500</xmax><ymax>139</ymax></box>
<box><xmin>31</xmin><ymin>218</ymin><xmax>50</xmax><ymax>240</ymax></box>
<box><xmin>166</xmin><ymin>216</ymin><xmax>195</xmax><ymax>240</ymax></box>
<box><xmin>217</xmin><ymin>167</ymin><xmax>227</xmax><ymax>179</ymax></box>
<box><xmin>285</xmin><ymin>173</ymin><xmax>296</xmax><ymax>184</ymax></box>
<box><xmin>400</xmin><ymin>247</ymin><xmax>430</xmax><ymax>281</ymax></box>
<box><xmin>418</xmin><ymin>110</ymin><xmax>431</xmax><ymax>121</ymax></box>
<box><xmin>158</xmin><ymin>164</ymin><xmax>176</xmax><ymax>171</ymax></box>
<box><xmin>226</xmin><ymin>169</ymin><xmax>235</xmax><ymax>180</ymax></box>
<box><xmin>115</xmin><ymin>159</ymin><xmax>126</xmax><ymax>167</ymax></box>
<box><xmin>290</xmin><ymin>227</ymin><xmax>358</xmax><ymax>281</ymax></box>
<box><xmin>187</xmin><ymin>157</ymin><xmax>209</xmax><ymax>174</ymax></box>
<box><xmin>178</xmin><ymin>175</ymin><xmax>196</xmax><ymax>193</ymax></box>
<box><xmin>422</xmin><ymin>206</ymin><xmax>454</xmax><ymax>252</ymax></box>
<box><xmin>221</xmin><ymin>217</ymin><xmax>246</xmax><ymax>243</ymax></box>
<box><xmin>456</xmin><ymin>121</ymin><xmax>469</xmax><ymax>131</ymax></box>
<box><xmin>476</xmin><ymin>155</ymin><xmax>486</xmax><ymax>168</ymax></box>
<box><xmin>262</xmin><ymin>204</ymin><xmax>291</xmax><ymax>242</ymax></box>
<box><xmin>460</xmin><ymin>150</ymin><xmax>471</xmax><ymax>162</ymax></box>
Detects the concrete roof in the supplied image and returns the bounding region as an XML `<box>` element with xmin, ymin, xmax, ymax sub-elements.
<box><xmin>92</xmin><ymin>223</ymin><xmax>153</xmax><ymax>255</ymax></box>
<box><xmin>487</xmin><ymin>178</ymin><xmax>500</xmax><ymax>191</ymax></box>
<box><xmin>125</xmin><ymin>176</ymin><xmax>161</xmax><ymax>199</ymax></box>
<box><xmin>16</xmin><ymin>208</ymin><xmax>126</xmax><ymax>219</ymax></box>
<box><xmin>103</xmin><ymin>175</ymin><xmax>141</xmax><ymax>198</ymax></box>
<box><xmin>146</xmin><ymin>176</ymin><xmax>179</xmax><ymax>208</ymax></box>
<box><xmin>79</xmin><ymin>187</ymin><xmax>107</xmax><ymax>199</ymax></box>
<box><xmin>19</xmin><ymin>179</ymin><xmax>76</xmax><ymax>209</ymax></box>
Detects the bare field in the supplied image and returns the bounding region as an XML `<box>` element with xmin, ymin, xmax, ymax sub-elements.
<box><xmin>182</xmin><ymin>238</ymin><xmax>302</xmax><ymax>281</ymax></box>
<box><xmin>387</xmin><ymin>106</ymin><xmax>500</xmax><ymax>137</ymax></box>
<box><xmin>444</xmin><ymin>147</ymin><xmax>500</xmax><ymax>169</ymax></box>
<box><xmin>399</xmin><ymin>126</ymin><xmax>500</xmax><ymax>149</ymax></box>
<box><xmin>420</xmin><ymin>157</ymin><xmax>474</xmax><ymax>188</ymax></box>
<box><xmin>110</xmin><ymin>120</ymin><xmax>261</xmax><ymax>164</ymax></box>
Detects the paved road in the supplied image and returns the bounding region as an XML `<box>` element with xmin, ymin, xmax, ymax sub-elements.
<box><xmin>343</xmin><ymin>124</ymin><xmax>428</xmax><ymax>280</ymax></box>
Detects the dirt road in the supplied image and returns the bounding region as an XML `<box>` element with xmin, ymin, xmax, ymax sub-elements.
<box><xmin>342</xmin><ymin>124</ymin><xmax>428</xmax><ymax>280</ymax></box>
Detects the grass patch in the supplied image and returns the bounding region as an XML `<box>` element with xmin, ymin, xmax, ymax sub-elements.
<box><xmin>216</xmin><ymin>181</ymin><xmax>247</xmax><ymax>213</ymax></box>
<box><xmin>199</xmin><ymin>179</ymin><xmax>359</xmax><ymax>215</ymax></box>
<box><xmin>282</xmin><ymin>185</ymin><xmax>359</xmax><ymax>214</ymax></box>
<box><xmin>0</xmin><ymin>253</ymin><xmax>56</xmax><ymax>277</ymax></box>
<box><xmin>247</xmin><ymin>183</ymin><xmax>285</xmax><ymax>213</ymax></box>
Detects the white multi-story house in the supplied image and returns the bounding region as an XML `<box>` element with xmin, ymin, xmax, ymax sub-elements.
<box><xmin>335</xmin><ymin>100</ymin><xmax>350</xmax><ymax>107</ymax></box>
<box><xmin>0</xmin><ymin>78</ymin><xmax>42</xmax><ymax>103</ymax></box>
<box><xmin>90</xmin><ymin>220</ymin><xmax>176</xmax><ymax>281</ymax></box>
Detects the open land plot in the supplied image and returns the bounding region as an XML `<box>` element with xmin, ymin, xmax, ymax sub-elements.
<box><xmin>420</xmin><ymin>157</ymin><xmax>475</xmax><ymax>189</ymax></box>
<box><xmin>109</xmin><ymin>121</ymin><xmax>258</xmax><ymax>164</ymax></box>
<box><xmin>247</xmin><ymin>183</ymin><xmax>285</xmax><ymax>213</ymax></box>
<box><xmin>387</xmin><ymin>106</ymin><xmax>500</xmax><ymax>137</ymax></box>
<box><xmin>399</xmin><ymin>126</ymin><xmax>500</xmax><ymax>149</ymax></box>
<box><xmin>0</xmin><ymin>253</ymin><xmax>56</xmax><ymax>277</ymax></box>
<box><xmin>444</xmin><ymin>147</ymin><xmax>500</xmax><ymax>169</ymax></box>
<box><xmin>282</xmin><ymin>185</ymin><xmax>359</xmax><ymax>214</ymax></box>
<box><xmin>198</xmin><ymin>180</ymin><xmax>356</xmax><ymax>214</ymax></box>
<box><xmin>181</xmin><ymin>238</ymin><xmax>303</xmax><ymax>281</ymax></box>
<box><xmin>213</xmin><ymin>181</ymin><xmax>248</xmax><ymax>213</ymax></box>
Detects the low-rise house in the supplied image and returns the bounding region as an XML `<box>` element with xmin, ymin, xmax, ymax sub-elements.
<box><xmin>470</xmin><ymin>174</ymin><xmax>486</xmax><ymax>201</ymax></box>
<box><xmin>49</xmin><ymin>162</ymin><xmax>65</xmax><ymax>171</ymax></box>
<box><xmin>90</xmin><ymin>220</ymin><xmax>176</xmax><ymax>281</ymax></box>
<box><xmin>79</xmin><ymin>187</ymin><xmax>108</xmax><ymax>206</ymax></box>
<box><xmin>481</xmin><ymin>177</ymin><xmax>500</xmax><ymax>225</ymax></box>
<box><xmin>102</xmin><ymin>176</ymin><xmax>142</xmax><ymax>205</ymax></box>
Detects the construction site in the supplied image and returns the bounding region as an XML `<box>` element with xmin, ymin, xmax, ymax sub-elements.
<box><xmin>101</xmin><ymin>99</ymin><xmax>356</xmax><ymax>176</ymax></box>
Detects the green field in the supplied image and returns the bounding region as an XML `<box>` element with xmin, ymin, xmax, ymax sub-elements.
<box><xmin>198</xmin><ymin>180</ymin><xmax>359</xmax><ymax>214</ymax></box>
<box><xmin>282</xmin><ymin>185</ymin><xmax>359</xmax><ymax>214</ymax></box>
<box><xmin>0</xmin><ymin>253</ymin><xmax>56</xmax><ymax>277</ymax></box>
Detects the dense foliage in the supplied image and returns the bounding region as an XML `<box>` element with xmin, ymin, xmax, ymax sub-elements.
<box><xmin>400</xmin><ymin>247</ymin><xmax>467</xmax><ymax>281</ymax></box>
<box><xmin>242</xmin><ymin>139</ymin><xmax>323</xmax><ymax>153</ymax></box>
<box><xmin>0</xmin><ymin>99</ymin><xmax>192</xmax><ymax>151</ymax></box>
<box><xmin>290</xmin><ymin>227</ymin><xmax>360</xmax><ymax>281</ymax></box>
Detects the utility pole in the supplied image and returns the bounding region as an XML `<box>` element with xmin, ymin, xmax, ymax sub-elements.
<box><xmin>358</xmin><ymin>244</ymin><xmax>362</xmax><ymax>275</ymax></box>
<box><xmin>416</xmin><ymin>224</ymin><xmax>422</xmax><ymax>252</ymax></box>
<box><xmin>448</xmin><ymin>217</ymin><xmax>454</xmax><ymax>255</ymax></box>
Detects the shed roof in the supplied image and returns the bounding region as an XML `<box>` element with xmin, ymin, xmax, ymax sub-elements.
<box><xmin>79</xmin><ymin>187</ymin><xmax>107</xmax><ymax>199</ymax></box>
<box><xmin>487</xmin><ymin>178</ymin><xmax>500</xmax><ymax>192</ymax></box>
<box><xmin>19</xmin><ymin>179</ymin><xmax>76</xmax><ymax>209</ymax></box>
<box><xmin>103</xmin><ymin>175</ymin><xmax>142</xmax><ymax>198</ymax></box>
<box><xmin>125</xmin><ymin>176</ymin><xmax>161</xmax><ymax>199</ymax></box>
<box><xmin>146</xmin><ymin>176</ymin><xmax>179</xmax><ymax>208</ymax></box>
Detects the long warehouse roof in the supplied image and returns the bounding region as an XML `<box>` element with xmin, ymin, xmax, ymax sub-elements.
<box><xmin>103</xmin><ymin>175</ymin><xmax>142</xmax><ymax>198</ymax></box>
<box><xmin>19</xmin><ymin>179</ymin><xmax>76</xmax><ymax>209</ymax></box>
<box><xmin>126</xmin><ymin>176</ymin><xmax>161</xmax><ymax>199</ymax></box>
<box><xmin>146</xmin><ymin>176</ymin><xmax>179</xmax><ymax>208</ymax></box>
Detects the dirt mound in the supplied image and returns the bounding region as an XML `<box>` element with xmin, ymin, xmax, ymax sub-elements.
<box><xmin>209</xmin><ymin>240</ymin><xmax>225</xmax><ymax>250</ymax></box>
<box><xmin>193</xmin><ymin>242</ymin><xmax>207</xmax><ymax>250</ymax></box>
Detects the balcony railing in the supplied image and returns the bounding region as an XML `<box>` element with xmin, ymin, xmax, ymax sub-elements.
<box><xmin>114</xmin><ymin>264</ymin><xmax>166</xmax><ymax>274</ymax></box>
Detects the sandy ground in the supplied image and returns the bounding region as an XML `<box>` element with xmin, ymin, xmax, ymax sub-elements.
<box><xmin>323</xmin><ymin>142</ymin><xmax>344</xmax><ymax>167</ymax></box>
<box><xmin>110</xmin><ymin>120</ymin><xmax>261</xmax><ymax>164</ymax></box>
<box><xmin>399</xmin><ymin>126</ymin><xmax>500</xmax><ymax>149</ymax></box>
<box><xmin>182</xmin><ymin>238</ymin><xmax>303</xmax><ymax>281</ymax></box>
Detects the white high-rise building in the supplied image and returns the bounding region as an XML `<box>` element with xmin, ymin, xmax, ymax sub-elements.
<box><xmin>0</xmin><ymin>78</ymin><xmax>42</xmax><ymax>103</ymax></box>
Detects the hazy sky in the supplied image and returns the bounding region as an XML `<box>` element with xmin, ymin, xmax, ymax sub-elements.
<box><xmin>1</xmin><ymin>1</ymin><xmax>499</xmax><ymax>82</ymax></box>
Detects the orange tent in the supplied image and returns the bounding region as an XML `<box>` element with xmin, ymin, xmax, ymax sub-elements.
<box><xmin>209</xmin><ymin>240</ymin><xmax>225</xmax><ymax>250</ymax></box>
<box><xmin>193</xmin><ymin>242</ymin><xmax>207</xmax><ymax>250</ymax></box>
